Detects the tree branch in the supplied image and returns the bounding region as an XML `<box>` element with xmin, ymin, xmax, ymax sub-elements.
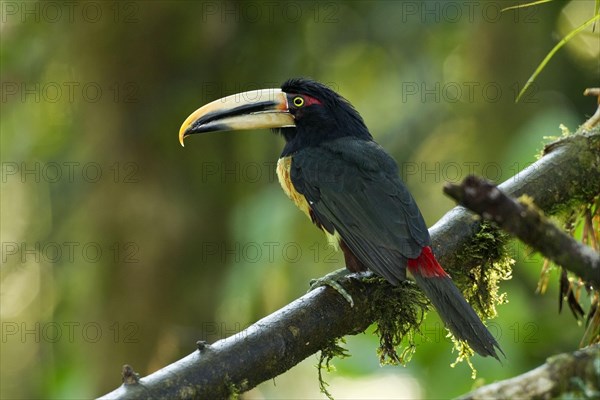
<box><xmin>100</xmin><ymin>124</ymin><xmax>600</xmax><ymax>399</ymax></box>
<box><xmin>457</xmin><ymin>344</ymin><xmax>600</xmax><ymax>400</ymax></box>
<box><xmin>443</xmin><ymin>175</ymin><xmax>600</xmax><ymax>287</ymax></box>
<box><xmin>100</xmin><ymin>286</ymin><xmax>375</xmax><ymax>399</ymax></box>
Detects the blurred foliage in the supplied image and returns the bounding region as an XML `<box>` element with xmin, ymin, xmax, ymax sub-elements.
<box><xmin>1</xmin><ymin>1</ymin><xmax>598</xmax><ymax>399</ymax></box>
<box><xmin>502</xmin><ymin>0</ymin><xmax>599</xmax><ymax>102</ymax></box>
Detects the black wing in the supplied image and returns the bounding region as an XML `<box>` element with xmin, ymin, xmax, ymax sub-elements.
<box><xmin>290</xmin><ymin>137</ymin><xmax>430</xmax><ymax>285</ymax></box>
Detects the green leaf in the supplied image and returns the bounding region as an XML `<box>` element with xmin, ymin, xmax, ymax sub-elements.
<box><xmin>516</xmin><ymin>14</ymin><xmax>600</xmax><ymax>103</ymax></box>
<box><xmin>501</xmin><ymin>0</ymin><xmax>554</xmax><ymax>13</ymax></box>
<box><xmin>594</xmin><ymin>0</ymin><xmax>600</xmax><ymax>31</ymax></box>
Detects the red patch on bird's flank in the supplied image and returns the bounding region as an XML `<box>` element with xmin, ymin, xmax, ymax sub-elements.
<box><xmin>407</xmin><ymin>246</ymin><xmax>449</xmax><ymax>278</ymax></box>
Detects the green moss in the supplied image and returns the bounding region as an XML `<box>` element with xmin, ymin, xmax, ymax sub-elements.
<box><xmin>557</xmin><ymin>194</ymin><xmax>599</xmax><ymax>347</ymax></box>
<box><xmin>369</xmin><ymin>280</ymin><xmax>429</xmax><ymax>365</ymax></box>
<box><xmin>223</xmin><ymin>375</ymin><xmax>248</xmax><ymax>399</ymax></box>
<box><xmin>316</xmin><ymin>279</ymin><xmax>430</xmax><ymax>398</ymax></box>
<box><xmin>453</xmin><ymin>222</ymin><xmax>513</xmax><ymax>321</ymax></box>
<box><xmin>317</xmin><ymin>338</ymin><xmax>350</xmax><ymax>400</ymax></box>
<box><xmin>444</xmin><ymin>222</ymin><xmax>513</xmax><ymax>373</ymax></box>
<box><xmin>450</xmin><ymin>342</ymin><xmax>477</xmax><ymax>379</ymax></box>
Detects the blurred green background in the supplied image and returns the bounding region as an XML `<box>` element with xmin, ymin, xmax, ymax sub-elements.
<box><xmin>1</xmin><ymin>1</ymin><xmax>598</xmax><ymax>399</ymax></box>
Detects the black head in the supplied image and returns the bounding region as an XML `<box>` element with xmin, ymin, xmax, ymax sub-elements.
<box><xmin>179</xmin><ymin>78</ymin><xmax>372</xmax><ymax>154</ymax></box>
<box><xmin>278</xmin><ymin>78</ymin><xmax>372</xmax><ymax>156</ymax></box>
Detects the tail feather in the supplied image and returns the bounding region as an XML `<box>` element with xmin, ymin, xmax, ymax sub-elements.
<box><xmin>409</xmin><ymin>247</ymin><xmax>504</xmax><ymax>360</ymax></box>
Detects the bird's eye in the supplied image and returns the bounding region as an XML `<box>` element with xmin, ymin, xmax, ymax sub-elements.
<box><xmin>292</xmin><ymin>96</ymin><xmax>305</xmax><ymax>107</ymax></box>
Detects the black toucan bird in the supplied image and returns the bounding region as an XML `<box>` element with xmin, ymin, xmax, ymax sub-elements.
<box><xmin>179</xmin><ymin>78</ymin><xmax>503</xmax><ymax>360</ymax></box>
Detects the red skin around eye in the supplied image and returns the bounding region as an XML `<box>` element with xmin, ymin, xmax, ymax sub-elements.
<box><xmin>292</xmin><ymin>94</ymin><xmax>323</xmax><ymax>107</ymax></box>
<box><xmin>303</xmin><ymin>95</ymin><xmax>322</xmax><ymax>106</ymax></box>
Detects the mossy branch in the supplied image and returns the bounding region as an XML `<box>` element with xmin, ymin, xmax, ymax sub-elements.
<box><xmin>458</xmin><ymin>344</ymin><xmax>600</xmax><ymax>400</ymax></box>
<box><xmin>444</xmin><ymin>176</ymin><xmax>600</xmax><ymax>287</ymax></box>
<box><xmin>100</xmin><ymin>116</ymin><xmax>600</xmax><ymax>399</ymax></box>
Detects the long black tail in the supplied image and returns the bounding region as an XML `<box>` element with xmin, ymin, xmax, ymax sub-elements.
<box><xmin>409</xmin><ymin>247</ymin><xmax>504</xmax><ymax>360</ymax></box>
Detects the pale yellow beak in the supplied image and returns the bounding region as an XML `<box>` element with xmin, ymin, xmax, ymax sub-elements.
<box><xmin>178</xmin><ymin>88</ymin><xmax>294</xmax><ymax>146</ymax></box>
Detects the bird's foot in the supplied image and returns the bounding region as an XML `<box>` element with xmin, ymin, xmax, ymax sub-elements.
<box><xmin>309</xmin><ymin>268</ymin><xmax>374</xmax><ymax>308</ymax></box>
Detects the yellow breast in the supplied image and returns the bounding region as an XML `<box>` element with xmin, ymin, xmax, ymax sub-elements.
<box><xmin>276</xmin><ymin>156</ymin><xmax>340</xmax><ymax>250</ymax></box>
<box><xmin>276</xmin><ymin>156</ymin><xmax>311</xmax><ymax>220</ymax></box>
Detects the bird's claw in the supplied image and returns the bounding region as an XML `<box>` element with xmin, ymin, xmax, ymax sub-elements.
<box><xmin>309</xmin><ymin>268</ymin><xmax>374</xmax><ymax>308</ymax></box>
